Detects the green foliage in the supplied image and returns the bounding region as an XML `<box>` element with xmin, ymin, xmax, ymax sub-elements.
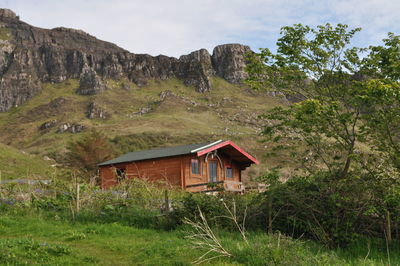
<box><xmin>246</xmin><ymin>23</ymin><xmax>362</xmax><ymax>95</ymax></box>
<box><xmin>247</xmin><ymin>23</ymin><xmax>369</xmax><ymax>179</ymax></box>
<box><xmin>266</xmin><ymin>174</ymin><xmax>372</xmax><ymax>247</ymax></box>
<box><xmin>0</xmin><ymin>177</ymin><xmax>399</xmax><ymax>264</ymax></box>
<box><xmin>365</xmin><ymin>32</ymin><xmax>400</xmax><ymax>80</ymax></box>
<box><xmin>246</xmin><ymin>23</ymin><xmax>400</xmax><ymax>247</ymax></box>
<box><xmin>172</xmin><ymin>192</ymin><xmax>250</xmax><ymax>230</ymax></box>
<box><xmin>64</xmin><ymin>231</ymin><xmax>87</xmax><ymax>241</ymax></box>
<box><xmin>361</xmin><ymin>79</ymin><xmax>400</xmax><ymax>169</ymax></box>
<box><xmin>0</xmin><ymin>238</ymin><xmax>72</xmax><ymax>265</ymax></box>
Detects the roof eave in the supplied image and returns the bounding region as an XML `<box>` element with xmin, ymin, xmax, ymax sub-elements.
<box><xmin>196</xmin><ymin>140</ymin><xmax>260</xmax><ymax>165</ymax></box>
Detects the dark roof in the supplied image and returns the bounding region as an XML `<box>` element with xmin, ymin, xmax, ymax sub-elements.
<box><xmin>98</xmin><ymin>141</ymin><xmax>222</xmax><ymax>166</ymax></box>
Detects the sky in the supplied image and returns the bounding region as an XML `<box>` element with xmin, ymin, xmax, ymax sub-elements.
<box><xmin>1</xmin><ymin>0</ymin><xmax>399</xmax><ymax>57</ymax></box>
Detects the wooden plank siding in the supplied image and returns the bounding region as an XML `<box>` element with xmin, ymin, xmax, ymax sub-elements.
<box><xmin>100</xmin><ymin>156</ymin><xmax>182</xmax><ymax>189</ymax></box>
<box><xmin>100</xmin><ymin>152</ymin><xmax>244</xmax><ymax>191</ymax></box>
<box><xmin>183</xmin><ymin>154</ymin><xmax>241</xmax><ymax>183</ymax></box>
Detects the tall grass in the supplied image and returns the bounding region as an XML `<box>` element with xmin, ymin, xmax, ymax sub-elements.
<box><xmin>0</xmin><ymin>178</ymin><xmax>399</xmax><ymax>265</ymax></box>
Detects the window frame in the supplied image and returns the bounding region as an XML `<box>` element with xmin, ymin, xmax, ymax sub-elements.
<box><xmin>208</xmin><ymin>160</ymin><xmax>218</xmax><ymax>182</ymax></box>
<box><xmin>116</xmin><ymin>168</ymin><xmax>126</xmax><ymax>183</ymax></box>
<box><xmin>191</xmin><ymin>158</ymin><xmax>201</xmax><ymax>175</ymax></box>
<box><xmin>226</xmin><ymin>167</ymin><xmax>233</xmax><ymax>178</ymax></box>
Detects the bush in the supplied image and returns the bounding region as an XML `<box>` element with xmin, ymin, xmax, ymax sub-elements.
<box><xmin>258</xmin><ymin>172</ymin><xmax>400</xmax><ymax>248</ymax></box>
<box><xmin>170</xmin><ymin>192</ymin><xmax>259</xmax><ymax>231</ymax></box>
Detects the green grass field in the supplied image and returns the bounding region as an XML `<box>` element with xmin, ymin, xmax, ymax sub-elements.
<box><xmin>0</xmin><ymin>212</ymin><xmax>397</xmax><ymax>265</ymax></box>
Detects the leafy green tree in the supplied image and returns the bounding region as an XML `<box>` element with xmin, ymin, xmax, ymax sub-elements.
<box><xmin>358</xmin><ymin>35</ymin><xmax>400</xmax><ymax>244</ymax></box>
<box><xmin>247</xmin><ymin>23</ymin><xmax>366</xmax><ymax>178</ymax></box>
<box><xmin>364</xmin><ymin>33</ymin><xmax>400</xmax><ymax>80</ymax></box>
<box><xmin>246</xmin><ymin>24</ymin><xmax>400</xmax><ymax>246</ymax></box>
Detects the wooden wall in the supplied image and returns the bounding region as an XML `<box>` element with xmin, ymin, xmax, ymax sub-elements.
<box><xmin>182</xmin><ymin>153</ymin><xmax>241</xmax><ymax>190</ymax></box>
<box><xmin>100</xmin><ymin>156</ymin><xmax>182</xmax><ymax>189</ymax></box>
<box><xmin>100</xmin><ymin>153</ymin><xmax>243</xmax><ymax>190</ymax></box>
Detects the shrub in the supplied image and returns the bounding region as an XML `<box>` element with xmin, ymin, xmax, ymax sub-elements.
<box><xmin>258</xmin><ymin>172</ymin><xmax>400</xmax><ymax>248</ymax></box>
<box><xmin>171</xmin><ymin>192</ymin><xmax>259</xmax><ymax>231</ymax></box>
<box><xmin>66</xmin><ymin>129</ymin><xmax>116</xmax><ymax>175</ymax></box>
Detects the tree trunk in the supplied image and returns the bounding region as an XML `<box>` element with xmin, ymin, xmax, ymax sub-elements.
<box><xmin>340</xmin><ymin>156</ymin><xmax>351</xmax><ymax>179</ymax></box>
<box><xmin>386</xmin><ymin>209</ymin><xmax>392</xmax><ymax>245</ymax></box>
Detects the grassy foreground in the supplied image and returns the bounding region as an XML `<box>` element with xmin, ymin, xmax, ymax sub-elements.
<box><xmin>0</xmin><ymin>212</ymin><xmax>397</xmax><ymax>265</ymax></box>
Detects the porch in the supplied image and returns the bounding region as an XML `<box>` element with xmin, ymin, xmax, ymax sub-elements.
<box><xmin>185</xmin><ymin>180</ymin><xmax>244</xmax><ymax>193</ymax></box>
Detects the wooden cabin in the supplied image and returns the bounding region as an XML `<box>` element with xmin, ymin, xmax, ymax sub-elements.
<box><xmin>98</xmin><ymin>140</ymin><xmax>259</xmax><ymax>192</ymax></box>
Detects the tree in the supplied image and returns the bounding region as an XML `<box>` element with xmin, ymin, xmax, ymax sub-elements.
<box><xmin>246</xmin><ymin>24</ymin><xmax>400</xmax><ymax>246</ymax></box>
<box><xmin>246</xmin><ymin>23</ymin><xmax>367</xmax><ymax>178</ymax></box>
<box><xmin>66</xmin><ymin>129</ymin><xmax>116</xmax><ymax>176</ymax></box>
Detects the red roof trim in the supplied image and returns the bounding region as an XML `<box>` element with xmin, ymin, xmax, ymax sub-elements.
<box><xmin>196</xmin><ymin>140</ymin><xmax>260</xmax><ymax>165</ymax></box>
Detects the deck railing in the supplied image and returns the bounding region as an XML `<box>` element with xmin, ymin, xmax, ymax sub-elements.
<box><xmin>185</xmin><ymin>180</ymin><xmax>244</xmax><ymax>193</ymax></box>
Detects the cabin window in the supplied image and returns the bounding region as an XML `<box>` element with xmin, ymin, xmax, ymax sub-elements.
<box><xmin>191</xmin><ymin>159</ymin><xmax>200</xmax><ymax>175</ymax></box>
<box><xmin>116</xmin><ymin>168</ymin><xmax>126</xmax><ymax>182</ymax></box>
<box><xmin>226</xmin><ymin>167</ymin><xmax>233</xmax><ymax>178</ymax></box>
<box><xmin>209</xmin><ymin>161</ymin><xmax>218</xmax><ymax>182</ymax></box>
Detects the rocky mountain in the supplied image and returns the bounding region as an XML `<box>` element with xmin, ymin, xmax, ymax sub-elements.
<box><xmin>0</xmin><ymin>8</ymin><xmax>251</xmax><ymax>112</ymax></box>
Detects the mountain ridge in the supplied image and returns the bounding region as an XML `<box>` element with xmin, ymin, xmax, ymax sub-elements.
<box><xmin>0</xmin><ymin>8</ymin><xmax>287</xmax><ymax>179</ymax></box>
<box><xmin>0</xmin><ymin>8</ymin><xmax>252</xmax><ymax>112</ymax></box>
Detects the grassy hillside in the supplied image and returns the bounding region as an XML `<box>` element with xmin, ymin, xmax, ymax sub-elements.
<box><xmin>0</xmin><ymin>143</ymin><xmax>54</xmax><ymax>180</ymax></box>
<box><xmin>0</xmin><ymin>77</ymin><xmax>287</xmax><ymax>180</ymax></box>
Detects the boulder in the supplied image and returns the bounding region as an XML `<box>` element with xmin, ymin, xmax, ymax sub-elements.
<box><xmin>86</xmin><ymin>102</ymin><xmax>109</xmax><ymax>119</ymax></box>
<box><xmin>39</xmin><ymin>120</ymin><xmax>57</xmax><ymax>131</ymax></box>
<box><xmin>57</xmin><ymin>123</ymin><xmax>85</xmax><ymax>133</ymax></box>
<box><xmin>133</xmin><ymin>107</ymin><xmax>152</xmax><ymax>116</ymax></box>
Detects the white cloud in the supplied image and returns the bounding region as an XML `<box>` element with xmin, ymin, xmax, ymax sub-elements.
<box><xmin>1</xmin><ymin>0</ymin><xmax>399</xmax><ymax>57</ymax></box>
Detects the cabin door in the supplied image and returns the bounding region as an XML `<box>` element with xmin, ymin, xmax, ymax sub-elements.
<box><xmin>209</xmin><ymin>161</ymin><xmax>218</xmax><ymax>182</ymax></box>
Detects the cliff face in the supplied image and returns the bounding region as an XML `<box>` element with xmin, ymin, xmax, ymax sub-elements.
<box><xmin>0</xmin><ymin>9</ymin><xmax>251</xmax><ymax>112</ymax></box>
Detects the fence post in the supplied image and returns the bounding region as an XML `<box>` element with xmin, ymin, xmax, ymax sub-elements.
<box><xmin>76</xmin><ymin>182</ymin><xmax>80</xmax><ymax>214</ymax></box>
<box><xmin>164</xmin><ymin>189</ymin><xmax>170</xmax><ymax>213</ymax></box>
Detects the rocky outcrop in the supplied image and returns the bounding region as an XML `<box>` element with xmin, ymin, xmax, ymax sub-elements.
<box><xmin>212</xmin><ymin>44</ymin><xmax>252</xmax><ymax>84</ymax></box>
<box><xmin>76</xmin><ymin>68</ymin><xmax>108</xmax><ymax>95</ymax></box>
<box><xmin>0</xmin><ymin>9</ymin><xmax>18</xmax><ymax>20</ymax></box>
<box><xmin>48</xmin><ymin>97</ymin><xmax>68</xmax><ymax>108</ymax></box>
<box><xmin>178</xmin><ymin>49</ymin><xmax>214</xmax><ymax>92</ymax></box>
<box><xmin>57</xmin><ymin>123</ymin><xmax>85</xmax><ymax>133</ymax></box>
<box><xmin>86</xmin><ymin>102</ymin><xmax>108</xmax><ymax>119</ymax></box>
<box><xmin>132</xmin><ymin>107</ymin><xmax>152</xmax><ymax>116</ymax></box>
<box><xmin>39</xmin><ymin>120</ymin><xmax>57</xmax><ymax>131</ymax></box>
<box><xmin>0</xmin><ymin>9</ymin><xmax>253</xmax><ymax>112</ymax></box>
<box><xmin>159</xmin><ymin>90</ymin><xmax>198</xmax><ymax>105</ymax></box>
